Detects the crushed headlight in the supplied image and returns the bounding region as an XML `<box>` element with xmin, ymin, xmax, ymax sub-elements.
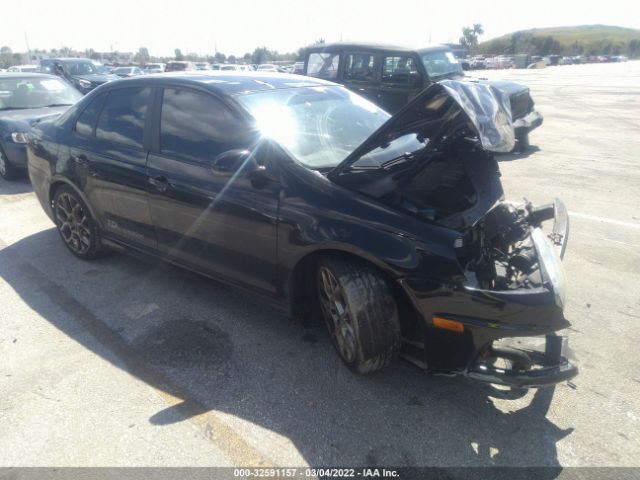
<box><xmin>11</xmin><ymin>132</ymin><xmax>28</xmax><ymax>143</ymax></box>
<box><xmin>531</xmin><ymin>227</ymin><xmax>567</xmax><ymax>308</ymax></box>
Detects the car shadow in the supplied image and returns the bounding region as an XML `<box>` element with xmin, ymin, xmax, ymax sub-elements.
<box><xmin>0</xmin><ymin>228</ymin><xmax>572</xmax><ymax>470</ymax></box>
<box><xmin>497</xmin><ymin>145</ymin><xmax>541</xmax><ymax>162</ymax></box>
<box><xmin>0</xmin><ymin>176</ymin><xmax>33</xmax><ymax>195</ymax></box>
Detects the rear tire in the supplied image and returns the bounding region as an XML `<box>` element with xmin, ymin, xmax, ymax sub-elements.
<box><xmin>0</xmin><ymin>148</ymin><xmax>20</xmax><ymax>181</ymax></box>
<box><xmin>317</xmin><ymin>256</ymin><xmax>401</xmax><ymax>374</ymax></box>
<box><xmin>53</xmin><ymin>185</ymin><xmax>108</xmax><ymax>260</ymax></box>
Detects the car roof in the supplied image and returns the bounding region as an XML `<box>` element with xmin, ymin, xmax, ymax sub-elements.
<box><xmin>305</xmin><ymin>42</ymin><xmax>451</xmax><ymax>55</ymax></box>
<box><xmin>112</xmin><ymin>71</ymin><xmax>337</xmax><ymax>95</ymax></box>
<box><xmin>0</xmin><ymin>72</ymin><xmax>60</xmax><ymax>79</ymax></box>
<box><xmin>46</xmin><ymin>58</ymin><xmax>93</xmax><ymax>63</ymax></box>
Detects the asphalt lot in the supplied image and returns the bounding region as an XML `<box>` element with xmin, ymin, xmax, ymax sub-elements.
<box><xmin>1</xmin><ymin>61</ymin><xmax>639</xmax><ymax>467</ymax></box>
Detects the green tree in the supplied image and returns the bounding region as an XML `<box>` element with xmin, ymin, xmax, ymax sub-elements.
<box><xmin>227</xmin><ymin>55</ymin><xmax>236</xmax><ymax>64</ymax></box>
<box><xmin>459</xmin><ymin>24</ymin><xmax>484</xmax><ymax>54</ymax></box>
<box><xmin>134</xmin><ymin>47</ymin><xmax>150</xmax><ymax>66</ymax></box>
<box><xmin>174</xmin><ymin>48</ymin><xmax>184</xmax><ymax>61</ymax></box>
<box><xmin>0</xmin><ymin>46</ymin><xmax>13</xmax><ymax>67</ymax></box>
<box><xmin>297</xmin><ymin>38</ymin><xmax>325</xmax><ymax>61</ymax></box>
<box><xmin>243</xmin><ymin>52</ymin><xmax>252</xmax><ymax>64</ymax></box>
<box><xmin>213</xmin><ymin>52</ymin><xmax>226</xmax><ymax>63</ymax></box>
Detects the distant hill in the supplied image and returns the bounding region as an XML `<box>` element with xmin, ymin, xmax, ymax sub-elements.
<box><xmin>478</xmin><ymin>25</ymin><xmax>640</xmax><ymax>57</ymax></box>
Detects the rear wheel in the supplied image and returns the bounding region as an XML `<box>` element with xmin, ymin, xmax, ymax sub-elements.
<box><xmin>317</xmin><ymin>256</ymin><xmax>401</xmax><ymax>374</ymax></box>
<box><xmin>0</xmin><ymin>148</ymin><xmax>20</xmax><ymax>181</ymax></box>
<box><xmin>53</xmin><ymin>186</ymin><xmax>108</xmax><ymax>260</ymax></box>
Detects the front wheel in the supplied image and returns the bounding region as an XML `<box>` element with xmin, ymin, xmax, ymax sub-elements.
<box><xmin>317</xmin><ymin>256</ymin><xmax>401</xmax><ymax>374</ymax></box>
<box><xmin>0</xmin><ymin>148</ymin><xmax>20</xmax><ymax>181</ymax></box>
<box><xmin>53</xmin><ymin>186</ymin><xmax>108</xmax><ymax>260</ymax></box>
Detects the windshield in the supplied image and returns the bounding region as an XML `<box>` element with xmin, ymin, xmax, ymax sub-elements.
<box><xmin>421</xmin><ymin>50</ymin><xmax>463</xmax><ymax>79</ymax></box>
<box><xmin>114</xmin><ymin>68</ymin><xmax>132</xmax><ymax>74</ymax></box>
<box><xmin>65</xmin><ymin>61</ymin><xmax>99</xmax><ymax>75</ymax></box>
<box><xmin>0</xmin><ymin>77</ymin><xmax>82</xmax><ymax>110</ymax></box>
<box><xmin>236</xmin><ymin>86</ymin><xmax>389</xmax><ymax>169</ymax></box>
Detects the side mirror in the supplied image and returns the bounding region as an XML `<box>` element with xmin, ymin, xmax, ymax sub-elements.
<box><xmin>211</xmin><ymin>149</ymin><xmax>252</xmax><ymax>175</ymax></box>
<box><xmin>408</xmin><ymin>71</ymin><xmax>422</xmax><ymax>87</ymax></box>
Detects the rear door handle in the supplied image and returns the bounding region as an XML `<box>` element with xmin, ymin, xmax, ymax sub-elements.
<box><xmin>148</xmin><ymin>175</ymin><xmax>169</xmax><ymax>192</ymax></box>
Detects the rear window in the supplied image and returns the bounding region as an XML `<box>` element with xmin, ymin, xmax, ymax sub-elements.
<box><xmin>306</xmin><ymin>52</ymin><xmax>339</xmax><ymax>80</ymax></box>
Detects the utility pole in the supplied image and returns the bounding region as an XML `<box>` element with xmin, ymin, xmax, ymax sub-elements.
<box><xmin>24</xmin><ymin>32</ymin><xmax>32</xmax><ymax>63</ymax></box>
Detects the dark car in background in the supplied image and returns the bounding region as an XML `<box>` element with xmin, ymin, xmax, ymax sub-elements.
<box><xmin>0</xmin><ymin>72</ymin><xmax>81</xmax><ymax>180</ymax></box>
<box><xmin>165</xmin><ymin>61</ymin><xmax>196</xmax><ymax>72</ymax></box>
<box><xmin>38</xmin><ymin>58</ymin><xmax>120</xmax><ymax>94</ymax></box>
<box><xmin>304</xmin><ymin>43</ymin><xmax>543</xmax><ymax>151</ymax></box>
<box><xmin>27</xmin><ymin>72</ymin><xmax>575</xmax><ymax>387</ymax></box>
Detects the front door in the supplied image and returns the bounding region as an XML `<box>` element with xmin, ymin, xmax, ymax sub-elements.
<box><xmin>145</xmin><ymin>87</ymin><xmax>279</xmax><ymax>295</ymax></box>
<box><xmin>378</xmin><ymin>54</ymin><xmax>424</xmax><ymax>114</ymax></box>
<box><xmin>341</xmin><ymin>52</ymin><xmax>381</xmax><ymax>106</ymax></box>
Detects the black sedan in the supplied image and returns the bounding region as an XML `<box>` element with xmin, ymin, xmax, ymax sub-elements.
<box><xmin>0</xmin><ymin>73</ymin><xmax>82</xmax><ymax>180</ymax></box>
<box><xmin>27</xmin><ymin>72</ymin><xmax>577</xmax><ymax>387</ymax></box>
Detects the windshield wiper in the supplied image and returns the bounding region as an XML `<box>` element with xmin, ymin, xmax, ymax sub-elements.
<box><xmin>0</xmin><ymin>107</ymin><xmax>30</xmax><ymax>111</ymax></box>
<box><xmin>43</xmin><ymin>103</ymin><xmax>73</xmax><ymax>108</ymax></box>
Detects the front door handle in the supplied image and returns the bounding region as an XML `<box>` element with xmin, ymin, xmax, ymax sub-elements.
<box><xmin>73</xmin><ymin>154</ymin><xmax>89</xmax><ymax>168</ymax></box>
<box><xmin>148</xmin><ymin>175</ymin><xmax>169</xmax><ymax>192</ymax></box>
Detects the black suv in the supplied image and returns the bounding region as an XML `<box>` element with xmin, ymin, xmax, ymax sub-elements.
<box><xmin>304</xmin><ymin>43</ymin><xmax>543</xmax><ymax>150</ymax></box>
<box><xmin>38</xmin><ymin>58</ymin><xmax>120</xmax><ymax>94</ymax></box>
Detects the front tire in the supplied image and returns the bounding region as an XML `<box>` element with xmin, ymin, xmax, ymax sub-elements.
<box><xmin>0</xmin><ymin>148</ymin><xmax>20</xmax><ymax>181</ymax></box>
<box><xmin>53</xmin><ymin>186</ymin><xmax>107</xmax><ymax>260</ymax></box>
<box><xmin>317</xmin><ymin>256</ymin><xmax>401</xmax><ymax>374</ymax></box>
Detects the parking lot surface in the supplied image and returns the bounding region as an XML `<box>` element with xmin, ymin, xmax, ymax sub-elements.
<box><xmin>1</xmin><ymin>61</ymin><xmax>639</xmax><ymax>467</ymax></box>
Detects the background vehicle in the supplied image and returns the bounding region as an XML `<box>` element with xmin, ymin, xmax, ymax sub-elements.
<box><xmin>195</xmin><ymin>62</ymin><xmax>211</xmax><ymax>70</ymax></box>
<box><xmin>219</xmin><ymin>64</ymin><xmax>244</xmax><ymax>71</ymax></box>
<box><xmin>292</xmin><ymin>62</ymin><xmax>305</xmax><ymax>74</ymax></box>
<box><xmin>0</xmin><ymin>72</ymin><xmax>81</xmax><ymax>180</ymax></box>
<box><xmin>7</xmin><ymin>65</ymin><xmax>38</xmax><ymax>73</ymax></box>
<box><xmin>303</xmin><ymin>43</ymin><xmax>542</xmax><ymax>151</ymax></box>
<box><xmin>165</xmin><ymin>61</ymin><xmax>195</xmax><ymax>72</ymax></box>
<box><xmin>257</xmin><ymin>64</ymin><xmax>278</xmax><ymax>72</ymax></box>
<box><xmin>38</xmin><ymin>58</ymin><xmax>120</xmax><ymax>94</ymax></box>
<box><xmin>112</xmin><ymin>66</ymin><xmax>145</xmax><ymax>78</ymax></box>
<box><xmin>144</xmin><ymin>63</ymin><xmax>165</xmax><ymax>73</ymax></box>
<box><xmin>27</xmin><ymin>73</ymin><xmax>575</xmax><ymax>387</ymax></box>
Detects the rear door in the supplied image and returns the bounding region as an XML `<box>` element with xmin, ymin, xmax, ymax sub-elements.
<box><xmin>341</xmin><ymin>51</ymin><xmax>381</xmax><ymax>105</ymax></box>
<box><xmin>68</xmin><ymin>86</ymin><xmax>156</xmax><ymax>249</ymax></box>
<box><xmin>145</xmin><ymin>86</ymin><xmax>280</xmax><ymax>295</ymax></box>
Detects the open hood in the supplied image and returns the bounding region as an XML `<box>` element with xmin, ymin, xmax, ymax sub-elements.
<box><xmin>328</xmin><ymin>80</ymin><xmax>515</xmax><ymax>229</ymax></box>
<box><xmin>329</xmin><ymin>80</ymin><xmax>514</xmax><ymax>179</ymax></box>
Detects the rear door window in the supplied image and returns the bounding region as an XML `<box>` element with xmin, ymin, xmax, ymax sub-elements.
<box><xmin>159</xmin><ymin>88</ymin><xmax>243</xmax><ymax>163</ymax></box>
<box><xmin>306</xmin><ymin>52</ymin><xmax>340</xmax><ymax>80</ymax></box>
<box><xmin>343</xmin><ymin>53</ymin><xmax>376</xmax><ymax>82</ymax></box>
<box><xmin>96</xmin><ymin>87</ymin><xmax>150</xmax><ymax>148</ymax></box>
<box><xmin>382</xmin><ymin>56</ymin><xmax>418</xmax><ymax>84</ymax></box>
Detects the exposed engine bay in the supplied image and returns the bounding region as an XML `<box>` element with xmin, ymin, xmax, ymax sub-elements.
<box><xmin>458</xmin><ymin>200</ymin><xmax>556</xmax><ymax>291</ymax></box>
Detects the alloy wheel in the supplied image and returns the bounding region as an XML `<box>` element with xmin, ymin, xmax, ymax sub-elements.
<box><xmin>56</xmin><ymin>193</ymin><xmax>92</xmax><ymax>255</ymax></box>
<box><xmin>318</xmin><ymin>266</ymin><xmax>357</xmax><ymax>363</ymax></box>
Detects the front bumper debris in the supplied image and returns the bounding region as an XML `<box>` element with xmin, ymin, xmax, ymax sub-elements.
<box><xmin>514</xmin><ymin>110</ymin><xmax>544</xmax><ymax>135</ymax></box>
<box><xmin>466</xmin><ymin>335</ymin><xmax>578</xmax><ymax>388</ymax></box>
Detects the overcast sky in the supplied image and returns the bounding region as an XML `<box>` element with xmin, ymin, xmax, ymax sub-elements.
<box><xmin>3</xmin><ymin>0</ymin><xmax>639</xmax><ymax>57</ymax></box>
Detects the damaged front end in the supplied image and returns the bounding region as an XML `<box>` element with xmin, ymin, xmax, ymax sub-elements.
<box><xmin>329</xmin><ymin>80</ymin><xmax>577</xmax><ymax>387</ymax></box>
